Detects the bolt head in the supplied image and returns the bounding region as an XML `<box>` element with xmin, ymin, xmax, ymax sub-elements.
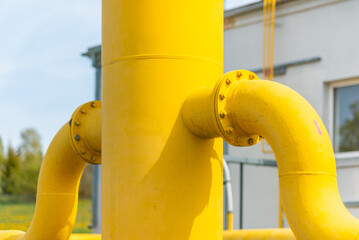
<box><xmin>248</xmin><ymin>138</ymin><xmax>255</xmax><ymax>145</ymax></box>
<box><xmin>226</xmin><ymin>78</ymin><xmax>232</xmax><ymax>85</ymax></box>
<box><xmin>237</xmin><ymin>71</ymin><xmax>242</xmax><ymax>78</ymax></box>
<box><xmin>219</xmin><ymin>111</ymin><xmax>227</xmax><ymax>118</ymax></box>
<box><xmin>249</xmin><ymin>74</ymin><xmax>255</xmax><ymax>80</ymax></box>
<box><xmin>81</xmin><ymin>107</ymin><xmax>86</xmax><ymax>114</ymax></box>
<box><xmin>74</xmin><ymin>119</ymin><xmax>80</xmax><ymax>126</ymax></box>
<box><xmin>91</xmin><ymin>156</ymin><xmax>97</xmax><ymax>161</ymax></box>
<box><xmin>91</xmin><ymin>102</ymin><xmax>96</xmax><ymax>108</ymax></box>
<box><xmin>225</xmin><ymin>127</ymin><xmax>233</xmax><ymax>134</ymax></box>
<box><xmin>75</xmin><ymin>134</ymin><xmax>81</xmax><ymax>141</ymax></box>
<box><xmin>81</xmin><ymin>147</ymin><xmax>87</xmax><ymax>154</ymax></box>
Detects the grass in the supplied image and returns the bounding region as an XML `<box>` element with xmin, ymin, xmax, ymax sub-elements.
<box><xmin>0</xmin><ymin>195</ymin><xmax>92</xmax><ymax>233</ymax></box>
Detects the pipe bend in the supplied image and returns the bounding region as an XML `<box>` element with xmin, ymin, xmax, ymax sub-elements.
<box><xmin>0</xmin><ymin>101</ymin><xmax>101</xmax><ymax>240</ymax></box>
<box><xmin>182</xmin><ymin>70</ymin><xmax>359</xmax><ymax>239</ymax></box>
<box><xmin>224</xmin><ymin>74</ymin><xmax>359</xmax><ymax>239</ymax></box>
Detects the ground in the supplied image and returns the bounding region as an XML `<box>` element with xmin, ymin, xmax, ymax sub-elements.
<box><xmin>0</xmin><ymin>195</ymin><xmax>92</xmax><ymax>233</ymax></box>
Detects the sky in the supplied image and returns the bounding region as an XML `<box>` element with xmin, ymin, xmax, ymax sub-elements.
<box><xmin>0</xmin><ymin>0</ymin><xmax>101</xmax><ymax>152</ymax></box>
<box><xmin>0</xmin><ymin>0</ymin><xmax>255</xmax><ymax>153</ymax></box>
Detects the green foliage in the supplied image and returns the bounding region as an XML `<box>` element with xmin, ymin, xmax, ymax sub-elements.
<box><xmin>0</xmin><ymin>195</ymin><xmax>92</xmax><ymax>233</ymax></box>
<box><xmin>18</xmin><ymin>129</ymin><xmax>42</xmax><ymax>194</ymax></box>
<box><xmin>79</xmin><ymin>165</ymin><xmax>92</xmax><ymax>197</ymax></box>
<box><xmin>0</xmin><ymin>129</ymin><xmax>43</xmax><ymax>195</ymax></box>
<box><xmin>1</xmin><ymin>145</ymin><xmax>21</xmax><ymax>194</ymax></box>
<box><xmin>0</xmin><ymin>128</ymin><xmax>92</xmax><ymax>197</ymax></box>
<box><xmin>0</xmin><ymin>137</ymin><xmax>5</xmax><ymax>193</ymax></box>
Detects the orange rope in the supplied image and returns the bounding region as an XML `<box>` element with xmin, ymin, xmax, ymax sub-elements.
<box><xmin>262</xmin><ymin>1</ymin><xmax>281</xmax><ymax>226</ymax></box>
<box><xmin>262</xmin><ymin>0</ymin><xmax>268</xmax><ymax>79</ymax></box>
<box><xmin>263</xmin><ymin>0</ymin><xmax>276</xmax><ymax>81</ymax></box>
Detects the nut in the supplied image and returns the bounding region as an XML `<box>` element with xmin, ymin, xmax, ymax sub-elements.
<box><xmin>74</xmin><ymin>119</ymin><xmax>81</xmax><ymax>126</ymax></box>
<box><xmin>219</xmin><ymin>111</ymin><xmax>227</xmax><ymax>118</ymax></box>
<box><xmin>226</xmin><ymin>78</ymin><xmax>232</xmax><ymax>85</ymax></box>
<box><xmin>75</xmin><ymin>134</ymin><xmax>81</xmax><ymax>141</ymax></box>
<box><xmin>225</xmin><ymin>127</ymin><xmax>233</xmax><ymax>134</ymax></box>
<box><xmin>81</xmin><ymin>146</ymin><xmax>87</xmax><ymax>154</ymax></box>
<box><xmin>248</xmin><ymin>138</ymin><xmax>255</xmax><ymax>145</ymax></box>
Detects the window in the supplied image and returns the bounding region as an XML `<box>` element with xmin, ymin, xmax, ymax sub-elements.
<box><xmin>333</xmin><ymin>84</ymin><xmax>359</xmax><ymax>153</ymax></box>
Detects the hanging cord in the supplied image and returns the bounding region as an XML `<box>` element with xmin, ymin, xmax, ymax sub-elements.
<box><xmin>263</xmin><ymin>0</ymin><xmax>283</xmax><ymax>229</ymax></box>
<box><xmin>262</xmin><ymin>0</ymin><xmax>276</xmax><ymax>81</ymax></box>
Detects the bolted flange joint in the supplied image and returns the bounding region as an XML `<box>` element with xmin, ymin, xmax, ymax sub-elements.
<box><xmin>213</xmin><ymin>70</ymin><xmax>262</xmax><ymax>147</ymax></box>
<box><xmin>69</xmin><ymin>101</ymin><xmax>102</xmax><ymax>164</ymax></box>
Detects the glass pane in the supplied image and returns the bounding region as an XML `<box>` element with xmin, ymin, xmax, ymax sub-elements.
<box><xmin>334</xmin><ymin>84</ymin><xmax>359</xmax><ymax>152</ymax></box>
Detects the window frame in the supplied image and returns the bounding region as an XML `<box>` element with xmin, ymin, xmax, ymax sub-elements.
<box><xmin>329</xmin><ymin>78</ymin><xmax>359</xmax><ymax>160</ymax></box>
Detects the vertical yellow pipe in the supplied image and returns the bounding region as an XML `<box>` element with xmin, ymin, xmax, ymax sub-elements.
<box><xmin>102</xmin><ymin>0</ymin><xmax>223</xmax><ymax>239</ymax></box>
<box><xmin>278</xmin><ymin>193</ymin><xmax>283</xmax><ymax>228</ymax></box>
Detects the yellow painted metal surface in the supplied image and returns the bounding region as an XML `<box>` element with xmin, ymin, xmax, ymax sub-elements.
<box><xmin>0</xmin><ymin>231</ymin><xmax>24</xmax><ymax>240</ymax></box>
<box><xmin>102</xmin><ymin>0</ymin><xmax>223</xmax><ymax>239</ymax></box>
<box><xmin>227</xmin><ymin>76</ymin><xmax>359</xmax><ymax>240</ymax></box>
<box><xmin>70</xmin><ymin>101</ymin><xmax>102</xmax><ymax>164</ymax></box>
<box><xmin>0</xmin><ymin>102</ymin><xmax>101</xmax><ymax>240</ymax></box>
<box><xmin>183</xmin><ymin>70</ymin><xmax>359</xmax><ymax>239</ymax></box>
<box><xmin>18</xmin><ymin>123</ymin><xmax>86</xmax><ymax>240</ymax></box>
<box><xmin>227</xmin><ymin>212</ymin><xmax>234</xmax><ymax>231</ymax></box>
<box><xmin>0</xmin><ymin>232</ymin><xmax>101</xmax><ymax>240</ymax></box>
<box><xmin>223</xmin><ymin>229</ymin><xmax>295</xmax><ymax>240</ymax></box>
<box><xmin>69</xmin><ymin>234</ymin><xmax>101</xmax><ymax>240</ymax></box>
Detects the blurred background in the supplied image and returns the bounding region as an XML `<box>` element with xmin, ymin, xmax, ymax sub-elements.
<box><xmin>0</xmin><ymin>0</ymin><xmax>100</xmax><ymax>233</ymax></box>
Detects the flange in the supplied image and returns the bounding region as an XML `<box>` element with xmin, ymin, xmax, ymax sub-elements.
<box><xmin>213</xmin><ymin>70</ymin><xmax>262</xmax><ymax>147</ymax></box>
<box><xmin>69</xmin><ymin>101</ymin><xmax>102</xmax><ymax>164</ymax></box>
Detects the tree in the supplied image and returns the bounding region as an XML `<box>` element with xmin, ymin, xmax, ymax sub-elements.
<box><xmin>18</xmin><ymin>129</ymin><xmax>43</xmax><ymax>194</ymax></box>
<box><xmin>0</xmin><ymin>137</ymin><xmax>5</xmax><ymax>193</ymax></box>
<box><xmin>1</xmin><ymin>144</ymin><xmax>20</xmax><ymax>194</ymax></box>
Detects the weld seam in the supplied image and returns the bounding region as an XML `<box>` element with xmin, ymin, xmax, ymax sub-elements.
<box><xmin>279</xmin><ymin>171</ymin><xmax>336</xmax><ymax>178</ymax></box>
<box><xmin>103</xmin><ymin>54</ymin><xmax>223</xmax><ymax>68</ymax></box>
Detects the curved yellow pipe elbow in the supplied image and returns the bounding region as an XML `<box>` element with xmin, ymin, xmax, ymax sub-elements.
<box><xmin>0</xmin><ymin>101</ymin><xmax>101</xmax><ymax>240</ymax></box>
<box><xmin>183</xmin><ymin>70</ymin><xmax>359</xmax><ymax>239</ymax></box>
<box><xmin>223</xmin><ymin>229</ymin><xmax>295</xmax><ymax>240</ymax></box>
<box><xmin>228</xmin><ymin>76</ymin><xmax>359</xmax><ymax>239</ymax></box>
<box><xmin>227</xmin><ymin>212</ymin><xmax>234</xmax><ymax>231</ymax></box>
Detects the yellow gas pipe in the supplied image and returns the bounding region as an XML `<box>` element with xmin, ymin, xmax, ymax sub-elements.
<box><xmin>182</xmin><ymin>70</ymin><xmax>359</xmax><ymax>239</ymax></box>
<box><xmin>0</xmin><ymin>101</ymin><xmax>101</xmax><ymax>240</ymax></box>
<box><xmin>101</xmin><ymin>0</ymin><xmax>223</xmax><ymax>239</ymax></box>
